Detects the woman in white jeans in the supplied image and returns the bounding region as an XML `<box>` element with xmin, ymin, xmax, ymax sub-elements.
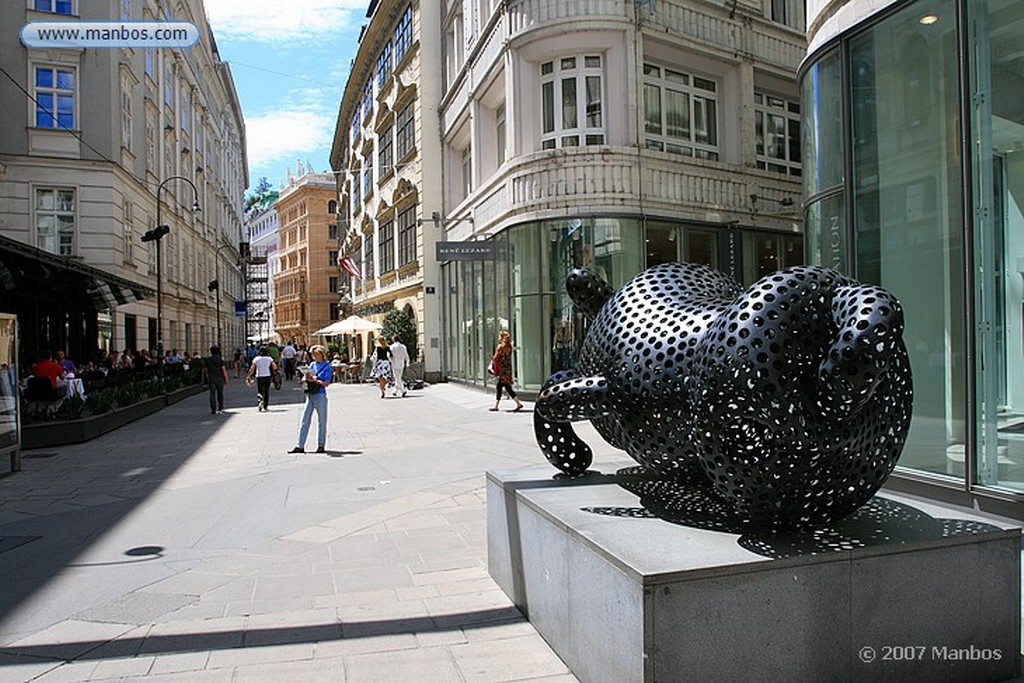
<box><xmin>289</xmin><ymin>345</ymin><xmax>332</xmax><ymax>453</ymax></box>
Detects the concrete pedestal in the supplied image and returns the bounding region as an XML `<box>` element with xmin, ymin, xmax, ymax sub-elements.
<box><xmin>487</xmin><ymin>463</ymin><xmax>1021</xmax><ymax>683</ymax></box>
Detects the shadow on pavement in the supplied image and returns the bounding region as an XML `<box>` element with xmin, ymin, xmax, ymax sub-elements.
<box><xmin>0</xmin><ymin>380</ymin><xmax>306</xmax><ymax>628</ymax></box>
<box><xmin>0</xmin><ymin>606</ymin><xmax>525</xmax><ymax>663</ymax></box>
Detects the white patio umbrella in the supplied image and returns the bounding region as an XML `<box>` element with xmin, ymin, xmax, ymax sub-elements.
<box><xmin>313</xmin><ymin>315</ymin><xmax>382</xmax><ymax>336</ymax></box>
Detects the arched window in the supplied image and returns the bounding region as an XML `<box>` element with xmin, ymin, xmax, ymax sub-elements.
<box><xmin>327</xmin><ymin>199</ymin><xmax>338</xmax><ymax>214</ymax></box>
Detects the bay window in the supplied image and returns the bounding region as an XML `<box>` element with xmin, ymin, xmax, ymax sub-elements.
<box><xmin>755</xmin><ymin>91</ymin><xmax>802</xmax><ymax>176</ymax></box>
<box><xmin>643</xmin><ymin>63</ymin><xmax>719</xmax><ymax>160</ymax></box>
<box><xmin>540</xmin><ymin>55</ymin><xmax>604</xmax><ymax>149</ymax></box>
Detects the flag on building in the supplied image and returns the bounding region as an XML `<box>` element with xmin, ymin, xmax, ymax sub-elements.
<box><xmin>339</xmin><ymin>254</ymin><xmax>362</xmax><ymax>279</ymax></box>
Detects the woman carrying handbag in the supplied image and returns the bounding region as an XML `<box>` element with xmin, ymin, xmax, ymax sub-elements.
<box><xmin>288</xmin><ymin>345</ymin><xmax>332</xmax><ymax>453</ymax></box>
<box><xmin>489</xmin><ymin>330</ymin><xmax>523</xmax><ymax>412</ymax></box>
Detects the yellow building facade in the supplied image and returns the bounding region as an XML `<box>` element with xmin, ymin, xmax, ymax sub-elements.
<box><xmin>272</xmin><ymin>170</ymin><xmax>341</xmax><ymax>345</ymax></box>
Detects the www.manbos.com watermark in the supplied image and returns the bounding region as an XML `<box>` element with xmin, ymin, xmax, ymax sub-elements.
<box><xmin>858</xmin><ymin>645</ymin><xmax>1004</xmax><ymax>664</ymax></box>
<box><xmin>21</xmin><ymin>21</ymin><xmax>199</xmax><ymax>49</ymax></box>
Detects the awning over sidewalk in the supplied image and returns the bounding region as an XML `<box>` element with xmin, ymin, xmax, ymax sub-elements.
<box><xmin>0</xmin><ymin>233</ymin><xmax>153</xmax><ymax>308</ymax></box>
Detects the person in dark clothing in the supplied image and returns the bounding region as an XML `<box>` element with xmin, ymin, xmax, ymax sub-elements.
<box><xmin>490</xmin><ymin>330</ymin><xmax>523</xmax><ymax>412</ymax></box>
<box><xmin>202</xmin><ymin>345</ymin><xmax>229</xmax><ymax>414</ymax></box>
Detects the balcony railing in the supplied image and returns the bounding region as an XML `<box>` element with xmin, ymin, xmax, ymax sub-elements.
<box><xmin>460</xmin><ymin>146</ymin><xmax>801</xmax><ymax>234</ymax></box>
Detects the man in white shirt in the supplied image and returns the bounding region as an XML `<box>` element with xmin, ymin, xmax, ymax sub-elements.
<box><xmin>245</xmin><ymin>346</ymin><xmax>278</xmax><ymax>411</ymax></box>
<box><xmin>388</xmin><ymin>338</ymin><xmax>410</xmax><ymax>397</ymax></box>
<box><xmin>281</xmin><ymin>341</ymin><xmax>298</xmax><ymax>380</ymax></box>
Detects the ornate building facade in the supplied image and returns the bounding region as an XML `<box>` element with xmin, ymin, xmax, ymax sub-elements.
<box><xmin>330</xmin><ymin>0</ymin><xmax>444</xmax><ymax>378</ymax></box>
<box><xmin>0</xmin><ymin>0</ymin><xmax>247</xmax><ymax>361</ymax></box>
<box><xmin>438</xmin><ymin>0</ymin><xmax>806</xmax><ymax>391</ymax></box>
<box><xmin>272</xmin><ymin>169</ymin><xmax>341</xmax><ymax>345</ymax></box>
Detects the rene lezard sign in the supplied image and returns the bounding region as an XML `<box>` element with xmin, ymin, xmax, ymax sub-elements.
<box><xmin>435</xmin><ymin>241</ymin><xmax>496</xmax><ymax>261</ymax></box>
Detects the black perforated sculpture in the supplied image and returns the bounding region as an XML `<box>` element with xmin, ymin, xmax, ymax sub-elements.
<box><xmin>534</xmin><ymin>262</ymin><xmax>913</xmax><ymax>527</ymax></box>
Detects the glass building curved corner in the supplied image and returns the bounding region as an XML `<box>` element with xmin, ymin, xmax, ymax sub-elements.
<box><xmin>801</xmin><ymin>0</ymin><xmax>1024</xmax><ymax>517</ymax></box>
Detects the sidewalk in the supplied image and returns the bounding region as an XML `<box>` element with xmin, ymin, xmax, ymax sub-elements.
<box><xmin>0</xmin><ymin>378</ymin><xmax>585</xmax><ymax>682</ymax></box>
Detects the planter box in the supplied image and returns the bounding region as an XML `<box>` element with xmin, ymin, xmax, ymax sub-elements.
<box><xmin>21</xmin><ymin>385</ymin><xmax>203</xmax><ymax>449</ymax></box>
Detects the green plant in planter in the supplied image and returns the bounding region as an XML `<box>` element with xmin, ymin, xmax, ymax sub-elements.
<box><xmin>381</xmin><ymin>307</ymin><xmax>417</xmax><ymax>359</ymax></box>
<box><xmin>139</xmin><ymin>378</ymin><xmax>160</xmax><ymax>398</ymax></box>
<box><xmin>164</xmin><ymin>374</ymin><xmax>183</xmax><ymax>392</ymax></box>
<box><xmin>116</xmin><ymin>382</ymin><xmax>143</xmax><ymax>407</ymax></box>
<box><xmin>87</xmin><ymin>388</ymin><xmax>116</xmax><ymax>415</ymax></box>
<box><xmin>63</xmin><ymin>394</ymin><xmax>86</xmax><ymax>420</ymax></box>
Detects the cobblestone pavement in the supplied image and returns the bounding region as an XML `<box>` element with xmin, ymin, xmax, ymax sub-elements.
<box><xmin>0</xmin><ymin>378</ymin><xmax>585</xmax><ymax>682</ymax></box>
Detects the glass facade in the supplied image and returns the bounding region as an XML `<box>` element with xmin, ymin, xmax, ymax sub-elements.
<box><xmin>443</xmin><ymin>218</ymin><xmax>802</xmax><ymax>390</ymax></box>
<box><xmin>801</xmin><ymin>0</ymin><xmax>1024</xmax><ymax>502</ymax></box>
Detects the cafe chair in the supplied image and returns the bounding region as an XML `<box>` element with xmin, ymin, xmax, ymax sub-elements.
<box><xmin>24</xmin><ymin>376</ymin><xmax>64</xmax><ymax>418</ymax></box>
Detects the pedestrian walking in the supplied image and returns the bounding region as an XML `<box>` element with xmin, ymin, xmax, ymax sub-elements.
<box><xmin>389</xmin><ymin>337</ymin><xmax>409</xmax><ymax>397</ymax></box>
<box><xmin>370</xmin><ymin>336</ymin><xmax>393</xmax><ymax>399</ymax></box>
<box><xmin>246</xmin><ymin>346</ymin><xmax>277</xmax><ymax>412</ymax></box>
<box><xmin>281</xmin><ymin>341</ymin><xmax>297</xmax><ymax>380</ymax></box>
<box><xmin>289</xmin><ymin>344</ymin><xmax>332</xmax><ymax>454</ymax></box>
<box><xmin>490</xmin><ymin>330</ymin><xmax>523</xmax><ymax>412</ymax></box>
<box><xmin>232</xmin><ymin>347</ymin><xmax>242</xmax><ymax>378</ymax></box>
<box><xmin>202</xmin><ymin>345</ymin><xmax>229</xmax><ymax>414</ymax></box>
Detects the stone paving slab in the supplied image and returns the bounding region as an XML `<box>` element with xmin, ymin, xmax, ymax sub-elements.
<box><xmin>0</xmin><ymin>380</ymin><xmax>583</xmax><ymax>681</ymax></box>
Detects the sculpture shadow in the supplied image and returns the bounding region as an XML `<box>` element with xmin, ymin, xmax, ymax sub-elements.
<box><xmin>580</xmin><ymin>466</ymin><xmax>1002</xmax><ymax>559</ymax></box>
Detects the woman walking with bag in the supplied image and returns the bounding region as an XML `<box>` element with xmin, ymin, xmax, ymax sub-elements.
<box><xmin>369</xmin><ymin>336</ymin><xmax>393</xmax><ymax>399</ymax></box>
<box><xmin>289</xmin><ymin>344</ymin><xmax>332</xmax><ymax>454</ymax></box>
<box><xmin>490</xmin><ymin>330</ymin><xmax>523</xmax><ymax>412</ymax></box>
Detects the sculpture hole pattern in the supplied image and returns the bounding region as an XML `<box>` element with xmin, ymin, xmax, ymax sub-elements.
<box><xmin>534</xmin><ymin>263</ymin><xmax>913</xmax><ymax>527</ymax></box>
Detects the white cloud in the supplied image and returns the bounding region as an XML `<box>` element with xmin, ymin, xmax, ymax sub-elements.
<box><xmin>204</xmin><ymin>0</ymin><xmax>364</xmax><ymax>44</ymax></box>
<box><xmin>245</xmin><ymin>109</ymin><xmax>334</xmax><ymax>171</ymax></box>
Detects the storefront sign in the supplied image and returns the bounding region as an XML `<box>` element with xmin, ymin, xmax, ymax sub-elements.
<box><xmin>435</xmin><ymin>241</ymin><xmax>495</xmax><ymax>261</ymax></box>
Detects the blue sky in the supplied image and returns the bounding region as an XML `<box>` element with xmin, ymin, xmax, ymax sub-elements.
<box><xmin>203</xmin><ymin>0</ymin><xmax>366</xmax><ymax>194</ymax></box>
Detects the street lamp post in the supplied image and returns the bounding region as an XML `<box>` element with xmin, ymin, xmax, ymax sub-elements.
<box><xmin>142</xmin><ymin>175</ymin><xmax>200</xmax><ymax>386</ymax></box>
<box><xmin>209</xmin><ymin>243</ymin><xmax>236</xmax><ymax>349</ymax></box>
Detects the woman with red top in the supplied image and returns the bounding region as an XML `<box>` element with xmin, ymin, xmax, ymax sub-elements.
<box><xmin>489</xmin><ymin>330</ymin><xmax>523</xmax><ymax>412</ymax></box>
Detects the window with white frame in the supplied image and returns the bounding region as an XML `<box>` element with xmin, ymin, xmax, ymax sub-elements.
<box><xmin>461</xmin><ymin>144</ymin><xmax>472</xmax><ymax>198</ymax></box>
<box><xmin>376</xmin><ymin>41</ymin><xmax>392</xmax><ymax>88</ymax></box>
<box><xmin>351</xmin><ymin>109</ymin><xmax>361</xmax><ymax>142</ymax></box>
<box><xmin>34</xmin><ymin>66</ymin><xmax>75</xmax><ymax>129</ymax></box>
<box><xmin>642</xmin><ymin>63</ymin><xmax>719</xmax><ymax>160</ymax></box>
<box><xmin>145</xmin><ymin>108</ymin><xmax>156</xmax><ymax>170</ymax></box>
<box><xmin>180</xmin><ymin>97</ymin><xmax>189</xmax><ymax>133</ymax></box>
<box><xmin>123</xmin><ymin>200</ymin><xmax>134</xmax><ymax>263</ymax></box>
<box><xmin>397</xmin><ymin>205</ymin><xmax>416</xmax><ymax>266</ymax></box>
<box><xmin>34</xmin><ymin>0</ymin><xmax>73</xmax><ymax>14</ymax></box>
<box><xmin>121</xmin><ymin>74</ymin><xmax>133</xmax><ymax>149</ymax></box>
<box><xmin>163</xmin><ymin>64</ymin><xmax>173</xmax><ymax>107</ymax></box>
<box><xmin>378</xmin><ymin>126</ymin><xmax>393</xmax><ymax>177</ymax></box>
<box><xmin>540</xmin><ymin>55</ymin><xmax>604</xmax><ymax>149</ymax></box>
<box><xmin>145</xmin><ymin>49</ymin><xmax>154</xmax><ymax>79</ymax></box>
<box><xmin>361</xmin><ymin>80</ymin><xmax>372</xmax><ymax>122</ymax></box>
<box><xmin>496</xmin><ymin>103</ymin><xmax>506</xmax><ymax>165</ymax></box>
<box><xmin>444</xmin><ymin>11</ymin><xmax>463</xmax><ymax>89</ymax></box>
<box><xmin>767</xmin><ymin>0</ymin><xmax>802</xmax><ymax>29</ymax></box>
<box><xmin>35</xmin><ymin>188</ymin><xmax>75</xmax><ymax>256</ymax></box>
<box><xmin>378</xmin><ymin>220</ymin><xmax>395</xmax><ymax>273</ymax></box>
<box><xmin>394</xmin><ymin>6</ymin><xmax>412</xmax><ymax>64</ymax></box>
<box><xmin>363</xmin><ymin>154</ymin><xmax>374</xmax><ymax>197</ymax></box>
<box><xmin>754</xmin><ymin>91</ymin><xmax>801</xmax><ymax>176</ymax></box>
<box><xmin>396</xmin><ymin>102</ymin><xmax>414</xmax><ymax>158</ymax></box>
<box><xmin>352</xmin><ymin>163</ymin><xmax>362</xmax><ymax>208</ymax></box>
<box><xmin>362</xmin><ymin>234</ymin><xmax>374</xmax><ymax>279</ymax></box>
